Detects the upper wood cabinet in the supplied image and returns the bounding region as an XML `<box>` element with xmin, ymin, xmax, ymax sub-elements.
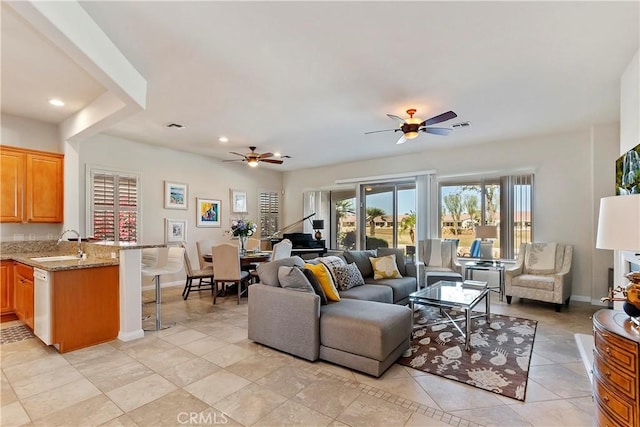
<box><xmin>0</xmin><ymin>145</ymin><xmax>63</xmax><ymax>223</ymax></box>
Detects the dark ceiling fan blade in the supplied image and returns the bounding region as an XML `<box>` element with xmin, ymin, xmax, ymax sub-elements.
<box><xmin>365</xmin><ymin>128</ymin><xmax>397</xmax><ymax>135</ymax></box>
<box><xmin>422</xmin><ymin>127</ymin><xmax>453</xmax><ymax>136</ymax></box>
<box><xmin>396</xmin><ymin>134</ymin><xmax>407</xmax><ymax>145</ymax></box>
<box><xmin>387</xmin><ymin>114</ymin><xmax>406</xmax><ymax>124</ymax></box>
<box><xmin>260</xmin><ymin>159</ymin><xmax>284</xmax><ymax>164</ymax></box>
<box><xmin>229</xmin><ymin>151</ymin><xmax>246</xmax><ymax>157</ymax></box>
<box><xmin>421</xmin><ymin>111</ymin><xmax>457</xmax><ymax>127</ymax></box>
<box><xmin>258</xmin><ymin>152</ymin><xmax>274</xmax><ymax>159</ymax></box>
<box><xmin>222</xmin><ymin>159</ymin><xmax>245</xmax><ymax>162</ymax></box>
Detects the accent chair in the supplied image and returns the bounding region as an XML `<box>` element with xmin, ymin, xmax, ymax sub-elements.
<box><xmin>504</xmin><ymin>242</ymin><xmax>573</xmax><ymax>312</ymax></box>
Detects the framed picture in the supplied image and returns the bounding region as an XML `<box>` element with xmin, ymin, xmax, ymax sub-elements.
<box><xmin>164</xmin><ymin>181</ymin><xmax>188</xmax><ymax>209</ymax></box>
<box><xmin>616</xmin><ymin>143</ymin><xmax>640</xmax><ymax>195</ymax></box>
<box><xmin>196</xmin><ymin>198</ymin><xmax>221</xmax><ymax>227</ymax></box>
<box><xmin>165</xmin><ymin>219</ymin><xmax>187</xmax><ymax>243</ymax></box>
<box><xmin>231</xmin><ymin>189</ymin><xmax>248</xmax><ymax>213</ymax></box>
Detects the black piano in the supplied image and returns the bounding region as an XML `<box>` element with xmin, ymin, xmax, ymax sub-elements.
<box><xmin>270</xmin><ymin>233</ymin><xmax>327</xmax><ymax>257</ymax></box>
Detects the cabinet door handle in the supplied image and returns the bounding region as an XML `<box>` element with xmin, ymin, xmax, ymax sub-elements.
<box><xmin>602</xmin><ymin>395</ymin><xmax>609</xmax><ymax>403</ymax></box>
<box><xmin>605</xmin><ymin>347</ymin><xmax>611</xmax><ymax>355</ymax></box>
<box><xmin>605</xmin><ymin>370</ymin><xmax>611</xmax><ymax>377</ymax></box>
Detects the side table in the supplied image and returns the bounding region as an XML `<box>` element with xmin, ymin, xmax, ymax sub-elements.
<box><xmin>464</xmin><ymin>261</ymin><xmax>505</xmax><ymax>302</ymax></box>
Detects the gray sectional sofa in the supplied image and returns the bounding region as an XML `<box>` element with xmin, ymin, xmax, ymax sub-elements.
<box><xmin>248</xmin><ymin>249</ymin><xmax>416</xmax><ymax>377</ymax></box>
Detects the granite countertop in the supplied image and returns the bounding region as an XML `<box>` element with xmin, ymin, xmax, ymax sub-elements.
<box><xmin>4</xmin><ymin>252</ymin><xmax>119</xmax><ymax>272</ymax></box>
<box><xmin>0</xmin><ymin>240</ymin><xmax>166</xmax><ymax>272</ymax></box>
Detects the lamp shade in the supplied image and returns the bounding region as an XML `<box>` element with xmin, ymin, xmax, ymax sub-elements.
<box><xmin>596</xmin><ymin>194</ymin><xmax>640</xmax><ymax>251</ymax></box>
<box><xmin>312</xmin><ymin>220</ymin><xmax>324</xmax><ymax>230</ymax></box>
<box><xmin>475</xmin><ymin>225</ymin><xmax>498</xmax><ymax>239</ymax></box>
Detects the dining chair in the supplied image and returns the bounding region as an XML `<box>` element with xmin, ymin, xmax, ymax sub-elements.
<box><xmin>271</xmin><ymin>238</ymin><xmax>293</xmax><ymax>260</ymax></box>
<box><xmin>196</xmin><ymin>239</ymin><xmax>215</xmax><ymax>269</ymax></box>
<box><xmin>211</xmin><ymin>243</ymin><xmax>250</xmax><ymax>304</ymax></box>
<box><xmin>179</xmin><ymin>242</ymin><xmax>215</xmax><ymax>300</ymax></box>
<box><xmin>141</xmin><ymin>246</ymin><xmax>184</xmax><ymax>330</ymax></box>
<box><xmin>245</xmin><ymin>237</ymin><xmax>261</xmax><ymax>252</ymax></box>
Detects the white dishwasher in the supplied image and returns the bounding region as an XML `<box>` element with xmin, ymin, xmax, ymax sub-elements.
<box><xmin>33</xmin><ymin>268</ymin><xmax>53</xmax><ymax>345</ymax></box>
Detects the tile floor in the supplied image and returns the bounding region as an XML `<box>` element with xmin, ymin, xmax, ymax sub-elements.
<box><xmin>1</xmin><ymin>285</ymin><xmax>599</xmax><ymax>427</ymax></box>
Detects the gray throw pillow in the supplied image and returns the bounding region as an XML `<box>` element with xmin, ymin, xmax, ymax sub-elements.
<box><xmin>257</xmin><ymin>256</ymin><xmax>305</xmax><ymax>286</ymax></box>
<box><xmin>278</xmin><ymin>266</ymin><xmax>314</xmax><ymax>293</ymax></box>
<box><xmin>343</xmin><ymin>250</ymin><xmax>376</xmax><ymax>278</ymax></box>
<box><xmin>333</xmin><ymin>263</ymin><xmax>365</xmax><ymax>291</ymax></box>
<box><xmin>302</xmin><ymin>268</ymin><xmax>328</xmax><ymax>305</ymax></box>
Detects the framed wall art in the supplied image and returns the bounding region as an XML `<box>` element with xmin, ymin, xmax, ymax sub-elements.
<box><xmin>165</xmin><ymin>218</ymin><xmax>187</xmax><ymax>243</ymax></box>
<box><xmin>196</xmin><ymin>198</ymin><xmax>221</xmax><ymax>228</ymax></box>
<box><xmin>164</xmin><ymin>181</ymin><xmax>188</xmax><ymax>209</ymax></box>
<box><xmin>231</xmin><ymin>189</ymin><xmax>248</xmax><ymax>213</ymax></box>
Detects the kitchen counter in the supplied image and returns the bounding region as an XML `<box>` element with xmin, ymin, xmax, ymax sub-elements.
<box><xmin>4</xmin><ymin>253</ymin><xmax>118</xmax><ymax>271</ymax></box>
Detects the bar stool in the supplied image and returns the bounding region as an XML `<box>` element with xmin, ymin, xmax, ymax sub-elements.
<box><xmin>141</xmin><ymin>246</ymin><xmax>184</xmax><ymax>330</ymax></box>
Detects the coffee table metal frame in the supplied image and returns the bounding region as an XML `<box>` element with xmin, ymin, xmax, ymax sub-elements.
<box><xmin>409</xmin><ymin>280</ymin><xmax>490</xmax><ymax>351</ymax></box>
<box><xmin>464</xmin><ymin>261</ymin><xmax>505</xmax><ymax>302</ymax></box>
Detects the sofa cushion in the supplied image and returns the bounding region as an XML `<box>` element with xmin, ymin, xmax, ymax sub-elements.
<box><xmin>343</xmin><ymin>250</ymin><xmax>376</xmax><ymax>278</ymax></box>
<box><xmin>370</xmin><ymin>254</ymin><xmax>402</xmax><ymax>280</ymax></box>
<box><xmin>377</xmin><ymin>248</ymin><xmax>407</xmax><ymax>276</ymax></box>
<box><xmin>278</xmin><ymin>266</ymin><xmax>314</xmax><ymax>293</ymax></box>
<box><xmin>333</xmin><ymin>263</ymin><xmax>365</xmax><ymax>291</ymax></box>
<box><xmin>365</xmin><ymin>276</ymin><xmax>416</xmax><ymax>303</ymax></box>
<box><xmin>302</xmin><ymin>268</ymin><xmax>328</xmax><ymax>305</ymax></box>
<box><xmin>257</xmin><ymin>256</ymin><xmax>305</xmax><ymax>286</ymax></box>
<box><xmin>339</xmin><ymin>284</ymin><xmax>393</xmax><ymax>304</ymax></box>
<box><xmin>320</xmin><ymin>299</ymin><xmax>411</xmax><ymax>362</ymax></box>
<box><xmin>305</xmin><ymin>263</ymin><xmax>340</xmax><ymax>301</ymax></box>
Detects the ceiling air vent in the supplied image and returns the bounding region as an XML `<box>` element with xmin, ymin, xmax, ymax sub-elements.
<box><xmin>452</xmin><ymin>121</ymin><xmax>471</xmax><ymax>128</ymax></box>
<box><xmin>165</xmin><ymin>123</ymin><xmax>184</xmax><ymax>129</ymax></box>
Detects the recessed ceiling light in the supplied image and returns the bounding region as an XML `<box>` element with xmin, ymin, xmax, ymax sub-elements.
<box><xmin>48</xmin><ymin>98</ymin><xmax>64</xmax><ymax>107</ymax></box>
<box><xmin>218</xmin><ymin>136</ymin><xmax>228</xmax><ymax>143</ymax></box>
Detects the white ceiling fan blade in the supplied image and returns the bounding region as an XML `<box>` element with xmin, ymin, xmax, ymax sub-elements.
<box><xmin>423</xmin><ymin>127</ymin><xmax>453</xmax><ymax>136</ymax></box>
<box><xmin>396</xmin><ymin>135</ymin><xmax>407</xmax><ymax>145</ymax></box>
<box><xmin>387</xmin><ymin>114</ymin><xmax>406</xmax><ymax>124</ymax></box>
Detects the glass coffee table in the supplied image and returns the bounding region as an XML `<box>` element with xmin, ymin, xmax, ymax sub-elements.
<box><xmin>409</xmin><ymin>280</ymin><xmax>490</xmax><ymax>351</ymax></box>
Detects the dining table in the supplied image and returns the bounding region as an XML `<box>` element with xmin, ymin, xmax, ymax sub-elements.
<box><xmin>202</xmin><ymin>251</ymin><xmax>272</xmax><ymax>265</ymax></box>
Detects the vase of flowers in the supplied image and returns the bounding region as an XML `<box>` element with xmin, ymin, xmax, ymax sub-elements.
<box><xmin>230</xmin><ymin>219</ymin><xmax>257</xmax><ymax>254</ymax></box>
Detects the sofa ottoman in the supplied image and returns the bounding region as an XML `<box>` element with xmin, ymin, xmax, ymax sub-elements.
<box><xmin>319</xmin><ymin>298</ymin><xmax>412</xmax><ymax>377</ymax></box>
<box><xmin>425</xmin><ymin>271</ymin><xmax>463</xmax><ymax>287</ymax></box>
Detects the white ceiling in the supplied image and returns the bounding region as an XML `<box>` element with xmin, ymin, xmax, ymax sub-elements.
<box><xmin>2</xmin><ymin>1</ymin><xmax>638</xmax><ymax>171</ymax></box>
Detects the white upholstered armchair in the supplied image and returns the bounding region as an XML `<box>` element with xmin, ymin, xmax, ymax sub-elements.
<box><xmin>504</xmin><ymin>242</ymin><xmax>573</xmax><ymax>312</ymax></box>
<box><xmin>419</xmin><ymin>239</ymin><xmax>462</xmax><ymax>274</ymax></box>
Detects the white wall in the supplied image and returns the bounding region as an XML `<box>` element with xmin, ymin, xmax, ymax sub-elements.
<box><xmin>0</xmin><ymin>113</ymin><xmax>64</xmax><ymax>241</ymax></box>
<box><xmin>283</xmin><ymin>125</ymin><xmax>619</xmax><ymax>302</ymax></box>
<box><xmin>620</xmin><ymin>49</ymin><xmax>639</xmax><ymax>153</ymax></box>
<box><xmin>78</xmin><ymin>134</ymin><xmax>283</xmax><ymax>272</ymax></box>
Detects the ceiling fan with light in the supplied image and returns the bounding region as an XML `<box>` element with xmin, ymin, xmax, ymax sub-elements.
<box><xmin>365</xmin><ymin>109</ymin><xmax>458</xmax><ymax>145</ymax></box>
<box><xmin>223</xmin><ymin>146</ymin><xmax>288</xmax><ymax>167</ymax></box>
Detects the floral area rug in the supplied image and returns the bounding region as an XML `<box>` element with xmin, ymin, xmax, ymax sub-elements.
<box><xmin>398</xmin><ymin>307</ymin><xmax>537</xmax><ymax>401</ymax></box>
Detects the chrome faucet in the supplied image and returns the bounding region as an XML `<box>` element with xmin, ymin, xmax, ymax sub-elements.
<box><xmin>57</xmin><ymin>229</ymin><xmax>84</xmax><ymax>258</ymax></box>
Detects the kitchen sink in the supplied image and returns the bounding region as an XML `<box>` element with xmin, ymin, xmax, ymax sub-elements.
<box><xmin>30</xmin><ymin>255</ymin><xmax>81</xmax><ymax>262</ymax></box>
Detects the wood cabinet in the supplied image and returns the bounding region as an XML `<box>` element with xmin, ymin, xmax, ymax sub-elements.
<box><xmin>0</xmin><ymin>145</ymin><xmax>63</xmax><ymax>223</ymax></box>
<box><xmin>1</xmin><ymin>261</ymin><xmax>15</xmax><ymax>314</ymax></box>
<box><xmin>52</xmin><ymin>266</ymin><xmax>119</xmax><ymax>353</ymax></box>
<box><xmin>14</xmin><ymin>263</ymin><xmax>34</xmax><ymax>329</ymax></box>
<box><xmin>593</xmin><ymin>309</ymin><xmax>639</xmax><ymax>427</ymax></box>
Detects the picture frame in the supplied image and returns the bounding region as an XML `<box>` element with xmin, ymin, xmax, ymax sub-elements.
<box><xmin>196</xmin><ymin>198</ymin><xmax>221</xmax><ymax>228</ymax></box>
<box><xmin>165</xmin><ymin>218</ymin><xmax>187</xmax><ymax>243</ymax></box>
<box><xmin>231</xmin><ymin>189</ymin><xmax>248</xmax><ymax>213</ymax></box>
<box><xmin>164</xmin><ymin>181</ymin><xmax>188</xmax><ymax>209</ymax></box>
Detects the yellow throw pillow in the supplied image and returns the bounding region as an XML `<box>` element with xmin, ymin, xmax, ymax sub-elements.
<box><xmin>304</xmin><ymin>263</ymin><xmax>340</xmax><ymax>301</ymax></box>
<box><xmin>369</xmin><ymin>254</ymin><xmax>403</xmax><ymax>280</ymax></box>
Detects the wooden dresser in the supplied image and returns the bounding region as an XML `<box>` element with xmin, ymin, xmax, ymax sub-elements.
<box><xmin>592</xmin><ymin>309</ymin><xmax>640</xmax><ymax>427</ymax></box>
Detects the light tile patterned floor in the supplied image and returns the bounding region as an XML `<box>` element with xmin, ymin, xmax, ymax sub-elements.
<box><xmin>0</xmin><ymin>285</ymin><xmax>598</xmax><ymax>426</ymax></box>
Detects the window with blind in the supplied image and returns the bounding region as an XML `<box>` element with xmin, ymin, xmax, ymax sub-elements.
<box><xmin>90</xmin><ymin>169</ymin><xmax>140</xmax><ymax>242</ymax></box>
<box><xmin>259</xmin><ymin>191</ymin><xmax>279</xmax><ymax>237</ymax></box>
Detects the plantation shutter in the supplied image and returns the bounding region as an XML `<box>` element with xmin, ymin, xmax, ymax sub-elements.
<box><xmin>259</xmin><ymin>191</ymin><xmax>279</xmax><ymax>237</ymax></box>
<box><xmin>91</xmin><ymin>169</ymin><xmax>139</xmax><ymax>242</ymax></box>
